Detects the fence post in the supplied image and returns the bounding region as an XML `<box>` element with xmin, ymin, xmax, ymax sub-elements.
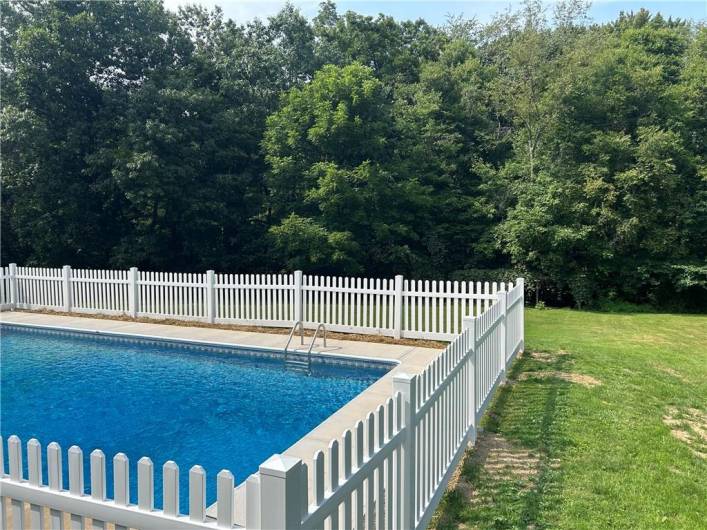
<box><xmin>517</xmin><ymin>277</ymin><xmax>525</xmax><ymax>352</ymax></box>
<box><xmin>259</xmin><ymin>454</ymin><xmax>302</xmax><ymax>530</ymax></box>
<box><xmin>393</xmin><ymin>373</ymin><xmax>417</xmax><ymax>528</ymax></box>
<box><xmin>393</xmin><ymin>274</ymin><xmax>404</xmax><ymax>339</ymax></box>
<box><xmin>294</xmin><ymin>270</ymin><xmax>303</xmax><ymax>323</ymax></box>
<box><xmin>8</xmin><ymin>263</ymin><xmax>17</xmax><ymax>309</ymax></box>
<box><xmin>463</xmin><ymin>317</ymin><xmax>477</xmax><ymax>444</ymax></box>
<box><xmin>128</xmin><ymin>267</ymin><xmax>139</xmax><ymax>318</ymax></box>
<box><xmin>499</xmin><ymin>290</ymin><xmax>508</xmax><ymax>382</ymax></box>
<box><xmin>62</xmin><ymin>265</ymin><xmax>72</xmax><ymax>313</ymax></box>
<box><xmin>206</xmin><ymin>270</ymin><xmax>216</xmax><ymax>324</ymax></box>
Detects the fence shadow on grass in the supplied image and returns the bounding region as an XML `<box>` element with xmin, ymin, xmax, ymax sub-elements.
<box><xmin>431</xmin><ymin>351</ymin><xmax>574</xmax><ymax>529</ymax></box>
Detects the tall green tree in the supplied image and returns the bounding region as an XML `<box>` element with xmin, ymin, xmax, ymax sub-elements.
<box><xmin>264</xmin><ymin>63</ymin><xmax>434</xmax><ymax>274</ymax></box>
<box><xmin>497</xmin><ymin>8</ymin><xmax>707</xmax><ymax>306</ymax></box>
<box><xmin>1</xmin><ymin>1</ymin><xmax>705</xmax><ymax>309</ymax></box>
<box><xmin>1</xmin><ymin>0</ymin><xmax>189</xmax><ymax>266</ymax></box>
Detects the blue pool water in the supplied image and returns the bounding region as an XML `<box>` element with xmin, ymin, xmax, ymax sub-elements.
<box><xmin>0</xmin><ymin>324</ymin><xmax>389</xmax><ymax>507</ymax></box>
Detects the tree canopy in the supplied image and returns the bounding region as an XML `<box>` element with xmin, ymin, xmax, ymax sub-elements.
<box><xmin>2</xmin><ymin>0</ymin><xmax>705</xmax><ymax>310</ymax></box>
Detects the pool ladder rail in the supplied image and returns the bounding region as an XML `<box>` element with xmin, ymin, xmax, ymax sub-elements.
<box><xmin>283</xmin><ymin>321</ymin><xmax>327</xmax><ymax>374</ymax></box>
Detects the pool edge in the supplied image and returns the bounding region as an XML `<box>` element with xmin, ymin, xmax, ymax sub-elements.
<box><xmin>0</xmin><ymin>320</ymin><xmax>401</xmax><ymax>370</ymax></box>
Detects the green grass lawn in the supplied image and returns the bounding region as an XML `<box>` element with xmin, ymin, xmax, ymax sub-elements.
<box><xmin>432</xmin><ymin>309</ymin><xmax>707</xmax><ymax>529</ymax></box>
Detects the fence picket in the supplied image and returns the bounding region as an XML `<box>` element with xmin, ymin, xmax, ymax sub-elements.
<box><xmin>342</xmin><ymin>430</ymin><xmax>353</xmax><ymax>528</ymax></box>
<box><xmin>90</xmin><ymin>450</ymin><xmax>106</xmax><ymax>500</ymax></box>
<box><xmin>138</xmin><ymin>456</ymin><xmax>154</xmax><ymax>511</ymax></box>
<box><xmin>217</xmin><ymin>470</ymin><xmax>235</xmax><ymax>528</ymax></box>
<box><xmin>355</xmin><ymin>421</ymin><xmax>365</xmax><ymax>530</ymax></box>
<box><xmin>90</xmin><ymin>449</ymin><xmax>107</xmax><ymax>530</ymax></box>
<box><xmin>114</xmin><ymin>453</ymin><xmax>129</xmax><ymax>506</ymax></box>
<box><xmin>8</xmin><ymin>435</ymin><xmax>22</xmax><ymax>481</ymax></box>
<box><xmin>163</xmin><ymin>461</ymin><xmax>180</xmax><ymax>516</ymax></box>
<box><xmin>189</xmin><ymin>465</ymin><xmax>206</xmax><ymax>522</ymax></box>
<box><xmin>376</xmin><ymin>405</ymin><xmax>385</xmax><ymax>530</ymax></box>
<box><xmin>314</xmin><ymin>451</ymin><xmax>325</xmax><ymax>506</ymax></box>
<box><xmin>328</xmin><ymin>440</ymin><xmax>339</xmax><ymax>528</ymax></box>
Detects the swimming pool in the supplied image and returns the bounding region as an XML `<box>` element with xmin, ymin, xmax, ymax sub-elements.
<box><xmin>0</xmin><ymin>324</ymin><xmax>391</xmax><ymax>507</ymax></box>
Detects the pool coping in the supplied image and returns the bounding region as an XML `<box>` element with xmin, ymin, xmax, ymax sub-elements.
<box><xmin>0</xmin><ymin>311</ymin><xmax>442</xmax><ymax>523</ymax></box>
<box><xmin>0</xmin><ymin>321</ymin><xmax>399</xmax><ymax>371</ymax></box>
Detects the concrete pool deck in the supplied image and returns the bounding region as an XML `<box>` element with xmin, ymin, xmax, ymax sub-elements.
<box><xmin>0</xmin><ymin>310</ymin><xmax>443</xmax><ymax>521</ymax></box>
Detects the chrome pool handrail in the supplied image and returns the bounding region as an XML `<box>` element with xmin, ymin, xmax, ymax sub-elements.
<box><xmin>284</xmin><ymin>320</ymin><xmax>304</xmax><ymax>354</ymax></box>
<box><xmin>306</xmin><ymin>323</ymin><xmax>327</xmax><ymax>359</ymax></box>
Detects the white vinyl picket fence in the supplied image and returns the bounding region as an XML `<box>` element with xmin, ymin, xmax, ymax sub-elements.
<box><xmin>0</xmin><ymin>264</ymin><xmax>518</xmax><ymax>341</ymax></box>
<box><xmin>0</xmin><ymin>435</ymin><xmax>237</xmax><ymax>530</ymax></box>
<box><xmin>272</xmin><ymin>280</ymin><xmax>524</xmax><ymax>530</ymax></box>
<box><xmin>0</xmin><ymin>279</ymin><xmax>524</xmax><ymax>530</ymax></box>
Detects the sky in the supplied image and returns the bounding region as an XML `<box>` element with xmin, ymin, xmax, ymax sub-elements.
<box><xmin>162</xmin><ymin>0</ymin><xmax>707</xmax><ymax>26</ymax></box>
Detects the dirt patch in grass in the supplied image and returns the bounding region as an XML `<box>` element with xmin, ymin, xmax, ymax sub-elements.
<box><xmin>447</xmin><ymin>433</ymin><xmax>542</xmax><ymax>507</ymax></box>
<box><xmin>515</xmin><ymin>371</ymin><xmax>601</xmax><ymax>388</ymax></box>
<box><xmin>652</xmin><ymin>363</ymin><xmax>691</xmax><ymax>384</ymax></box>
<box><xmin>528</xmin><ymin>350</ymin><xmax>571</xmax><ymax>362</ymax></box>
<box><xmin>528</xmin><ymin>351</ymin><xmax>554</xmax><ymax>362</ymax></box>
<box><xmin>470</xmin><ymin>433</ymin><xmax>541</xmax><ymax>481</ymax></box>
<box><xmin>662</xmin><ymin>407</ymin><xmax>707</xmax><ymax>459</ymax></box>
<box><xmin>11</xmin><ymin>308</ymin><xmax>447</xmax><ymax>349</ymax></box>
<box><xmin>435</xmin><ymin>432</ymin><xmax>563</xmax><ymax>528</ymax></box>
<box><xmin>628</xmin><ymin>333</ymin><xmax>672</xmax><ymax>345</ymax></box>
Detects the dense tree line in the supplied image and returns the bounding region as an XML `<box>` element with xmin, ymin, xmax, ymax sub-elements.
<box><xmin>1</xmin><ymin>0</ymin><xmax>705</xmax><ymax>309</ymax></box>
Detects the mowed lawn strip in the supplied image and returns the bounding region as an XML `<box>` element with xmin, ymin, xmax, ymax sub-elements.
<box><xmin>432</xmin><ymin>309</ymin><xmax>707</xmax><ymax>529</ymax></box>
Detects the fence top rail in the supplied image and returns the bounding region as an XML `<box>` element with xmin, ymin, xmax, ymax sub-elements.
<box><xmin>138</xmin><ymin>271</ymin><xmax>206</xmax><ymax>276</ymax></box>
<box><xmin>302</xmin><ymin>284</ymin><xmax>394</xmax><ymax>295</ymax></box>
<box><xmin>403</xmin><ymin>290</ymin><xmax>498</xmax><ymax>300</ymax></box>
<box><xmin>404</xmin><ymin>279</ymin><xmax>513</xmax><ymax>289</ymax></box>
<box><xmin>137</xmin><ymin>280</ymin><xmax>206</xmax><ymax>288</ymax></box>
<box><xmin>216</xmin><ymin>282</ymin><xmax>296</xmax><ymax>290</ymax></box>
<box><xmin>72</xmin><ymin>277</ymin><xmax>130</xmax><ymax>284</ymax></box>
<box><xmin>14</xmin><ymin>273</ymin><xmax>64</xmax><ymax>281</ymax></box>
<box><xmin>303</xmin><ymin>274</ymin><xmax>395</xmax><ymax>282</ymax></box>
